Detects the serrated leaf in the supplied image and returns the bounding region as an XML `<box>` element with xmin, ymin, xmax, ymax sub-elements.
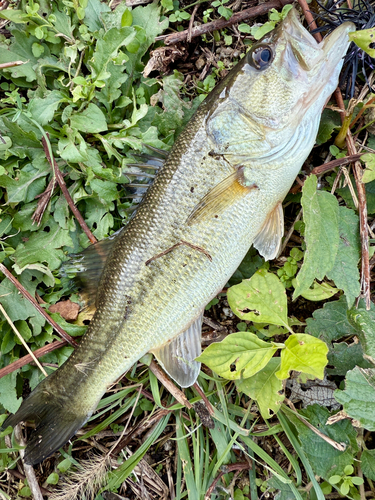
<box><xmin>236</xmin><ymin>358</ymin><xmax>284</xmax><ymax>418</ymax></box>
<box><xmin>228</xmin><ymin>269</ymin><xmax>290</xmax><ymax>330</ymax></box>
<box><xmin>84</xmin><ymin>0</ymin><xmax>111</xmax><ymax>31</ymax></box>
<box><xmin>276</xmin><ymin>334</ymin><xmax>328</xmax><ymax>380</ymax></box>
<box><xmin>347</xmin><ymin>308</ymin><xmax>375</xmax><ymax>363</ymax></box>
<box><xmin>327</xmin><ymin>342</ymin><xmax>372</xmax><ymax>376</ymax></box>
<box><xmin>286</xmin><ymin>404</ymin><xmax>358</xmax><ymax>480</ymax></box>
<box><xmin>335</xmin><ymin>366</ymin><xmax>375</xmax><ymax>431</ymax></box>
<box><xmin>29</xmin><ymin>90</ymin><xmax>65</xmax><ymax>125</ymax></box>
<box><xmin>293</xmin><ymin>175</ymin><xmax>339</xmax><ymax>299</ymax></box>
<box><xmin>306</xmin><ymin>296</ymin><xmax>357</xmax><ymax>343</ymax></box>
<box><xmin>70</xmin><ymin>103</ymin><xmax>108</xmax><ymax>133</ymax></box>
<box><xmin>326</xmin><ymin>206</ymin><xmax>360</xmax><ymax>307</ymax></box>
<box><xmin>89</xmin><ymin>26</ymin><xmax>136</xmax><ymax>82</ymax></box>
<box><xmin>361</xmin><ymin>449</ymin><xmax>375</xmax><ymax>480</ymax></box>
<box><xmin>197</xmin><ymin>331</ymin><xmax>279</xmax><ymax>380</ymax></box>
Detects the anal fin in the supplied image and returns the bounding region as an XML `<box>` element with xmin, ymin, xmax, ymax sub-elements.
<box><xmin>187</xmin><ymin>167</ymin><xmax>257</xmax><ymax>225</ymax></box>
<box><xmin>253</xmin><ymin>201</ymin><xmax>284</xmax><ymax>261</ymax></box>
<box><xmin>151</xmin><ymin>313</ymin><xmax>203</xmax><ymax>388</ymax></box>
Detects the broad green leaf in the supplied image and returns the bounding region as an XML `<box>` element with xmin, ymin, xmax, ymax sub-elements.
<box><xmin>361</xmin><ymin>153</ymin><xmax>375</xmax><ymax>183</ymax></box>
<box><xmin>0</xmin><ymin>372</ymin><xmax>21</xmax><ymax>414</ymax></box>
<box><xmin>286</xmin><ymin>404</ymin><xmax>358</xmax><ymax>480</ymax></box>
<box><xmin>276</xmin><ymin>334</ymin><xmax>328</xmax><ymax>380</ymax></box>
<box><xmin>349</xmin><ymin>28</ymin><xmax>375</xmax><ymax>57</ymax></box>
<box><xmin>306</xmin><ymin>296</ymin><xmax>357</xmax><ymax>344</ymax></box>
<box><xmin>327</xmin><ymin>206</ymin><xmax>360</xmax><ymax>307</ymax></box>
<box><xmin>361</xmin><ymin>449</ymin><xmax>375</xmax><ymax>480</ymax></box>
<box><xmin>29</xmin><ymin>90</ymin><xmax>65</xmax><ymax>125</ymax></box>
<box><xmin>298</xmin><ymin>281</ymin><xmax>338</xmax><ymax>301</ymax></box>
<box><xmin>84</xmin><ymin>0</ymin><xmax>111</xmax><ymax>31</ymax></box>
<box><xmin>327</xmin><ymin>342</ymin><xmax>372</xmax><ymax>376</ymax></box>
<box><xmin>316</xmin><ymin>108</ymin><xmax>342</xmax><ymax>145</ymax></box>
<box><xmin>236</xmin><ymin>358</ymin><xmax>284</xmax><ymax>418</ymax></box>
<box><xmin>89</xmin><ymin>26</ymin><xmax>136</xmax><ymax>82</ymax></box>
<box><xmin>347</xmin><ymin>308</ymin><xmax>375</xmax><ymax>363</ymax></box>
<box><xmin>228</xmin><ymin>269</ymin><xmax>290</xmax><ymax>330</ymax></box>
<box><xmin>197</xmin><ymin>331</ymin><xmax>280</xmax><ymax>380</ymax></box>
<box><xmin>228</xmin><ymin>247</ymin><xmax>263</xmax><ymax>285</ymax></box>
<box><xmin>70</xmin><ymin>103</ymin><xmax>108</xmax><ymax>133</ymax></box>
<box><xmin>293</xmin><ymin>175</ymin><xmax>339</xmax><ymax>299</ymax></box>
<box><xmin>13</xmin><ymin>219</ymin><xmax>73</xmax><ymax>270</ymax></box>
<box><xmin>335</xmin><ymin>367</ymin><xmax>375</xmax><ymax>430</ymax></box>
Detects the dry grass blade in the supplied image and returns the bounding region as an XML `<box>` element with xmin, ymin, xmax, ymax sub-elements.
<box><xmin>0</xmin><ymin>302</ymin><xmax>48</xmax><ymax>377</ymax></box>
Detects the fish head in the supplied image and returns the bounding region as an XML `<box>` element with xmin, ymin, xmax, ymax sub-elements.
<box><xmin>211</xmin><ymin>7</ymin><xmax>355</xmax><ymax>131</ymax></box>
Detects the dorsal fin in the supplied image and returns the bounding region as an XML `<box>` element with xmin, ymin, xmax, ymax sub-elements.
<box><xmin>151</xmin><ymin>313</ymin><xmax>203</xmax><ymax>388</ymax></box>
<box><xmin>62</xmin><ymin>229</ymin><xmax>123</xmax><ymax>307</ymax></box>
<box><xmin>253</xmin><ymin>201</ymin><xmax>284</xmax><ymax>261</ymax></box>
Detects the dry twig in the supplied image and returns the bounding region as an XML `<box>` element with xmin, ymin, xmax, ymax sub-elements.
<box><xmin>41</xmin><ymin>136</ymin><xmax>97</xmax><ymax>245</ymax></box>
<box><xmin>160</xmin><ymin>0</ymin><xmax>293</xmax><ymax>45</ymax></box>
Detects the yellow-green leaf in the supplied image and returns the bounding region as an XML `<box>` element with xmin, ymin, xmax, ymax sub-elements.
<box><xmin>349</xmin><ymin>28</ymin><xmax>375</xmax><ymax>58</ymax></box>
<box><xmin>197</xmin><ymin>331</ymin><xmax>280</xmax><ymax>380</ymax></box>
<box><xmin>276</xmin><ymin>334</ymin><xmax>328</xmax><ymax>380</ymax></box>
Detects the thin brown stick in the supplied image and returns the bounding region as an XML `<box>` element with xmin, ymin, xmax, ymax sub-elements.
<box><xmin>0</xmin><ymin>61</ymin><xmax>25</xmax><ymax>69</ymax></box>
<box><xmin>0</xmin><ymin>340</ymin><xmax>67</xmax><ymax>379</ymax></box>
<box><xmin>145</xmin><ymin>240</ymin><xmax>212</xmax><ymax>266</ymax></box>
<box><xmin>14</xmin><ymin>426</ymin><xmax>45</xmax><ymax>500</ymax></box>
<box><xmin>193</xmin><ymin>382</ymin><xmax>215</xmax><ymax>416</ymax></box>
<box><xmin>161</xmin><ymin>0</ymin><xmax>293</xmax><ymax>45</ymax></box>
<box><xmin>334</xmin><ymin>91</ymin><xmax>371</xmax><ymax>310</ymax></box>
<box><xmin>0</xmin><ymin>263</ymin><xmax>77</xmax><ymax>347</ymax></box>
<box><xmin>149</xmin><ymin>360</ymin><xmax>193</xmax><ymax>410</ymax></box>
<box><xmin>296</xmin><ymin>0</ymin><xmax>322</xmax><ymax>41</ymax></box>
<box><xmin>311</xmin><ymin>153</ymin><xmax>364</xmax><ymax>175</ymax></box>
<box><xmin>187</xmin><ymin>4</ymin><xmax>199</xmax><ymax>43</ymax></box>
<box><xmin>41</xmin><ymin>136</ymin><xmax>97</xmax><ymax>245</ymax></box>
<box><xmin>204</xmin><ymin>463</ymin><xmax>250</xmax><ymax>500</ymax></box>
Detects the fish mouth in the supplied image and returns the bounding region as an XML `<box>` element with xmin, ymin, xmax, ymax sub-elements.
<box><xmin>276</xmin><ymin>7</ymin><xmax>355</xmax><ymax>93</ymax></box>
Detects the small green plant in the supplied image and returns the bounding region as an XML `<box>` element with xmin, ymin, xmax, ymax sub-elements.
<box><xmin>212</xmin><ymin>0</ymin><xmax>232</xmax><ymax>21</ymax></box>
<box><xmin>328</xmin><ymin>465</ymin><xmax>364</xmax><ymax>497</ymax></box>
<box><xmin>203</xmin><ymin>7</ymin><xmax>214</xmax><ymax>23</ymax></box>
<box><xmin>251</xmin><ymin>5</ymin><xmax>293</xmax><ymax>40</ymax></box>
<box><xmin>277</xmin><ymin>247</ymin><xmax>303</xmax><ymax>288</ymax></box>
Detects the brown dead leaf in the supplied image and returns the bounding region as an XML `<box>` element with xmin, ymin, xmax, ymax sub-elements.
<box><xmin>49</xmin><ymin>300</ymin><xmax>80</xmax><ymax>321</ymax></box>
<box><xmin>143</xmin><ymin>45</ymin><xmax>186</xmax><ymax>77</ymax></box>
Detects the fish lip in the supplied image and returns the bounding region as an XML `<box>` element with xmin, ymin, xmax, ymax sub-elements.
<box><xmin>280</xmin><ymin>7</ymin><xmax>355</xmax><ymax>69</ymax></box>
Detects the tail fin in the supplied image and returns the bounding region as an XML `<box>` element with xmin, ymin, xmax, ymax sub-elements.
<box><xmin>2</xmin><ymin>383</ymin><xmax>88</xmax><ymax>465</ymax></box>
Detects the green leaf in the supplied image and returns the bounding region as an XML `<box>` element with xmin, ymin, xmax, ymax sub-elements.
<box><xmin>228</xmin><ymin>269</ymin><xmax>290</xmax><ymax>330</ymax></box>
<box><xmin>293</xmin><ymin>175</ymin><xmax>339</xmax><ymax>299</ymax></box>
<box><xmin>29</xmin><ymin>90</ymin><xmax>65</xmax><ymax>125</ymax></box>
<box><xmin>84</xmin><ymin>0</ymin><xmax>111</xmax><ymax>31</ymax></box>
<box><xmin>326</xmin><ymin>206</ymin><xmax>360</xmax><ymax>307</ymax></box>
<box><xmin>306</xmin><ymin>296</ymin><xmax>357</xmax><ymax>343</ymax></box>
<box><xmin>121</xmin><ymin>8</ymin><xmax>133</xmax><ymax>27</ymax></box>
<box><xmin>347</xmin><ymin>308</ymin><xmax>375</xmax><ymax>363</ymax></box>
<box><xmin>349</xmin><ymin>28</ymin><xmax>375</xmax><ymax>57</ymax></box>
<box><xmin>276</xmin><ymin>334</ymin><xmax>328</xmax><ymax>380</ymax></box>
<box><xmin>236</xmin><ymin>358</ymin><xmax>284</xmax><ymax>418</ymax></box>
<box><xmin>70</xmin><ymin>103</ymin><xmax>108</xmax><ymax>133</ymax></box>
<box><xmin>197</xmin><ymin>331</ymin><xmax>279</xmax><ymax>380</ymax></box>
<box><xmin>0</xmin><ymin>372</ymin><xmax>21</xmax><ymax>413</ymax></box>
<box><xmin>46</xmin><ymin>472</ymin><xmax>59</xmax><ymax>485</ymax></box>
<box><xmin>327</xmin><ymin>341</ymin><xmax>372</xmax><ymax>376</ymax></box>
<box><xmin>361</xmin><ymin>153</ymin><xmax>375</xmax><ymax>183</ymax></box>
<box><xmin>316</xmin><ymin>108</ymin><xmax>342</xmax><ymax>145</ymax></box>
<box><xmin>13</xmin><ymin>219</ymin><xmax>73</xmax><ymax>270</ymax></box>
<box><xmin>286</xmin><ymin>404</ymin><xmax>358</xmax><ymax>480</ymax></box>
<box><xmin>89</xmin><ymin>26</ymin><xmax>136</xmax><ymax>82</ymax></box>
<box><xmin>335</xmin><ymin>366</ymin><xmax>375</xmax><ymax>431</ymax></box>
<box><xmin>361</xmin><ymin>449</ymin><xmax>375</xmax><ymax>480</ymax></box>
<box><xmin>298</xmin><ymin>281</ymin><xmax>339</xmax><ymax>301</ymax></box>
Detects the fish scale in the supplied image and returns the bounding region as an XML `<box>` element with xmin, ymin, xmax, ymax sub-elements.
<box><xmin>2</xmin><ymin>8</ymin><xmax>354</xmax><ymax>466</ymax></box>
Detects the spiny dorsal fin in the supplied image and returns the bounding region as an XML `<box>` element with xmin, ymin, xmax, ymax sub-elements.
<box><xmin>253</xmin><ymin>201</ymin><xmax>284</xmax><ymax>261</ymax></box>
<box><xmin>62</xmin><ymin>229</ymin><xmax>123</xmax><ymax>306</ymax></box>
<box><xmin>187</xmin><ymin>167</ymin><xmax>258</xmax><ymax>225</ymax></box>
<box><xmin>151</xmin><ymin>313</ymin><xmax>203</xmax><ymax>388</ymax></box>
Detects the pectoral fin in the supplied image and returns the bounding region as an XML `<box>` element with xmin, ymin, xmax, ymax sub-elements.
<box><xmin>253</xmin><ymin>202</ymin><xmax>284</xmax><ymax>261</ymax></box>
<box><xmin>151</xmin><ymin>313</ymin><xmax>203</xmax><ymax>388</ymax></box>
<box><xmin>187</xmin><ymin>168</ymin><xmax>257</xmax><ymax>225</ymax></box>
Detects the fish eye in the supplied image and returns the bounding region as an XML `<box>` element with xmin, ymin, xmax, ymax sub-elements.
<box><xmin>248</xmin><ymin>45</ymin><xmax>274</xmax><ymax>70</ymax></box>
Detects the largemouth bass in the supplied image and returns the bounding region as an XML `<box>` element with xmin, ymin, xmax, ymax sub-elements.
<box><xmin>3</xmin><ymin>8</ymin><xmax>354</xmax><ymax>465</ymax></box>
